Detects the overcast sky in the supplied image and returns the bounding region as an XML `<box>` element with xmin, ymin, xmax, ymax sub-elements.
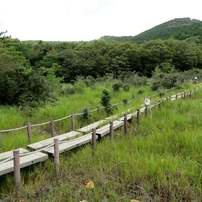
<box><xmin>0</xmin><ymin>0</ymin><xmax>201</xmax><ymax>42</ymax></box>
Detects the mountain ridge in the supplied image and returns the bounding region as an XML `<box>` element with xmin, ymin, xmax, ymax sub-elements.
<box><xmin>99</xmin><ymin>17</ymin><xmax>202</xmax><ymax>44</ymax></box>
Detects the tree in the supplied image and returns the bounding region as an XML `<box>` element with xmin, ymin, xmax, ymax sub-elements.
<box><xmin>0</xmin><ymin>30</ymin><xmax>7</xmax><ymax>37</ymax></box>
<box><xmin>0</xmin><ymin>37</ymin><xmax>56</xmax><ymax>107</ymax></box>
<box><xmin>173</xmin><ymin>40</ymin><xmax>199</xmax><ymax>71</ymax></box>
<box><xmin>139</xmin><ymin>39</ymin><xmax>173</xmax><ymax>77</ymax></box>
<box><xmin>100</xmin><ymin>90</ymin><xmax>112</xmax><ymax>114</ymax></box>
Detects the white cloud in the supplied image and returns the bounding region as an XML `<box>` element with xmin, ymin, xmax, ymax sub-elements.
<box><xmin>0</xmin><ymin>0</ymin><xmax>202</xmax><ymax>41</ymax></box>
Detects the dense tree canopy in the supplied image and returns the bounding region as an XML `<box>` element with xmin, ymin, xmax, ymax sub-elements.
<box><xmin>2</xmin><ymin>17</ymin><xmax>202</xmax><ymax>107</ymax></box>
<box><xmin>20</xmin><ymin>38</ymin><xmax>202</xmax><ymax>82</ymax></box>
<box><xmin>0</xmin><ymin>36</ymin><xmax>57</xmax><ymax>107</ymax></box>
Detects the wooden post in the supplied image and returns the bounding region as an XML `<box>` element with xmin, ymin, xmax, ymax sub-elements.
<box><xmin>137</xmin><ymin>109</ymin><xmax>140</xmax><ymax>124</ymax></box>
<box><xmin>27</xmin><ymin>122</ymin><xmax>32</xmax><ymax>144</ymax></box>
<box><xmin>97</xmin><ymin>106</ymin><xmax>100</xmax><ymax>114</ymax></box>
<box><xmin>71</xmin><ymin>112</ymin><xmax>75</xmax><ymax>131</ymax></box>
<box><xmin>181</xmin><ymin>93</ymin><xmax>184</xmax><ymax>98</ymax></box>
<box><xmin>189</xmin><ymin>91</ymin><xmax>192</xmax><ymax>97</ymax></box>
<box><xmin>145</xmin><ymin>106</ymin><xmax>148</xmax><ymax>117</ymax></box>
<box><xmin>110</xmin><ymin>121</ymin><xmax>114</xmax><ymax>141</ymax></box>
<box><xmin>13</xmin><ymin>150</ymin><xmax>20</xmax><ymax>191</ymax></box>
<box><xmin>124</xmin><ymin>114</ymin><xmax>127</xmax><ymax>134</ymax></box>
<box><xmin>54</xmin><ymin>138</ymin><xmax>60</xmax><ymax>176</ymax></box>
<box><xmin>92</xmin><ymin>128</ymin><xmax>96</xmax><ymax>149</ymax></box>
<box><xmin>176</xmin><ymin>94</ymin><xmax>178</xmax><ymax>99</ymax></box>
<box><xmin>50</xmin><ymin>118</ymin><xmax>55</xmax><ymax>137</ymax></box>
<box><xmin>158</xmin><ymin>100</ymin><xmax>161</xmax><ymax>108</ymax></box>
<box><xmin>0</xmin><ymin>131</ymin><xmax>1</xmax><ymax>148</ymax></box>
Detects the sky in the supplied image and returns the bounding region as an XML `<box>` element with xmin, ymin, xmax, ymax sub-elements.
<box><xmin>0</xmin><ymin>0</ymin><xmax>202</xmax><ymax>42</ymax></box>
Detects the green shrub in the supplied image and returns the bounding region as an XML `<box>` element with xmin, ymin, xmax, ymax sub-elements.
<box><xmin>123</xmin><ymin>99</ymin><xmax>128</xmax><ymax>105</ymax></box>
<box><xmin>158</xmin><ymin>90</ymin><xmax>165</xmax><ymax>97</ymax></box>
<box><xmin>74</xmin><ymin>81</ymin><xmax>86</xmax><ymax>93</ymax></box>
<box><xmin>61</xmin><ymin>84</ymin><xmax>76</xmax><ymax>95</ymax></box>
<box><xmin>78</xmin><ymin>107</ymin><xmax>91</xmax><ymax>123</ymax></box>
<box><xmin>112</xmin><ymin>82</ymin><xmax>122</xmax><ymax>92</ymax></box>
<box><xmin>123</xmin><ymin>84</ymin><xmax>130</xmax><ymax>92</ymax></box>
<box><xmin>0</xmin><ymin>67</ymin><xmax>54</xmax><ymax>107</ymax></box>
<box><xmin>100</xmin><ymin>90</ymin><xmax>112</xmax><ymax>114</ymax></box>
<box><xmin>84</xmin><ymin>76</ymin><xmax>96</xmax><ymax>89</ymax></box>
<box><xmin>137</xmin><ymin>89</ymin><xmax>145</xmax><ymax>95</ymax></box>
<box><xmin>151</xmin><ymin>81</ymin><xmax>160</xmax><ymax>91</ymax></box>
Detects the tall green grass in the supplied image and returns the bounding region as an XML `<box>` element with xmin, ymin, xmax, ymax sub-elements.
<box><xmin>1</xmin><ymin>86</ymin><xmax>202</xmax><ymax>201</ymax></box>
<box><xmin>0</xmin><ymin>82</ymin><xmax>198</xmax><ymax>152</ymax></box>
<box><xmin>0</xmin><ymin>84</ymin><xmax>173</xmax><ymax>152</ymax></box>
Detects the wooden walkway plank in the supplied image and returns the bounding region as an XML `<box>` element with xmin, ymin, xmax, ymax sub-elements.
<box><xmin>118</xmin><ymin>114</ymin><xmax>133</xmax><ymax>121</ymax></box>
<box><xmin>0</xmin><ymin>152</ymin><xmax>48</xmax><ymax>176</ymax></box>
<box><xmin>104</xmin><ymin>114</ymin><xmax>118</xmax><ymax>121</ymax></box>
<box><xmin>44</xmin><ymin>120</ymin><xmax>124</xmax><ymax>155</ymax></box>
<box><xmin>0</xmin><ymin>148</ymin><xmax>28</xmax><ymax>161</ymax></box>
<box><xmin>78</xmin><ymin>120</ymin><xmax>106</xmax><ymax>133</ymax></box>
<box><xmin>140</xmin><ymin>107</ymin><xmax>146</xmax><ymax>113</ymax></box>
<box><xmin>43</xmin><ymin>133</ymin><xmax>95</xmax><ymax>156</ymax></box>
<box><xmin>96</xmin><ymin>120</ymin><xmax>124</xmax><ymax>137</ymax></box>
<box><xmin>27</xmin><ymin>131</ymin><xmax>81</xmax><ymax>150</ymax></box>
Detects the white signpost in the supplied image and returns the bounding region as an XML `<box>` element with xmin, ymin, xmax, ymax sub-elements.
<box><xmin>144</xmin><ymin>98</ymin><xmax>151</xmax><ymax>106</ymax></box>
<box><xmin>144</xmin><ymin>97</ymin><xmax>152</xmax><ymax>119</ymax></box>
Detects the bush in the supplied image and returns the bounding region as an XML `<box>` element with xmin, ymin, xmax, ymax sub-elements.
<box><xmin>78</xmin><ymin>107</ymin><xmax>91</xmax><ymax>123</ymax></box>
<box><xmin>158</xmin><ymin>90</ymin><xmax>165</xmax><ymax>97</ymax></box>
<box><xmin>0</xmin><ymin>68</ymin><xmax>54</xmax><ymax>107</ymax></box>
<box><xmin>74</xmin><ymin>81</ymin><xmax>86</xmax><ymax>93</ymax></box>
<box><xmin>123</xmin><ymin>99</ymin><xmax>128</xmax><ymax>105</ymax></box>
<box><xmin>61</xmin><ymin>84</ymin><xmax>76</xmax><ymax>95</ymax></box>
<box><xmin>123</xmin><ymin>84</ymin><xmax>130</xmax><ymax>92</ymax></box>
<box><xmin>151</xmin><ymin>81</ymin><xmax>161</xmax><ymax>91</ymax></box>
<box><xmin>100</xmin><ymin>90</ymin><xmax>112</xmax><ymax>114</ymax></box>
<box><xmin>112</xmin><ymin>83</ymin><xmax>122</xmax><ymax>92</ymax></box>
<box><xmin>84</xmin><ymin>76</ymin><xmax>96</xmax><ymax>89</ymax></box>
<box><xmin>137</xmin><ymin>90</ymin><xmax>145</xmax><ymax>95</ymax></box>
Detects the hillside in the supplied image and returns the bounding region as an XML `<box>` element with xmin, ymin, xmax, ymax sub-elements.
<box><xmin>100</xmin><ymin>17</ymin><xmax>202</xmax><ymax>44</ymax></box>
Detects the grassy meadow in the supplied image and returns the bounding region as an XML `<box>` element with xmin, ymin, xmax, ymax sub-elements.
<box><xmin>0</xmin><ymin>80</ymin><xmax>186</xmax><ymax>152</ymax></box>
<box><xmin>0</xmin><ymin>81</ymin><xmax>201</xmax><ymax>201</ymax></box>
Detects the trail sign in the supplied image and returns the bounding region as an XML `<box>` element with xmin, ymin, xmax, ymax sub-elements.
<box><xmin>144</xmin><ymin>98</ymin><xmax>151</xmax><ymax>106</ymax></box>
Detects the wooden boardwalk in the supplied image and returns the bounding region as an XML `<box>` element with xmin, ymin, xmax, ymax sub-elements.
<box><xmin>27</xmin><ymin>131</ymin><xmax>80</xmax><ymax>150</ymax></box>
<box><xmin>0</xmin><ymin>148</ymin><xmax>28</xmax><ymax>161</ymax></box>
<box><xmin>0</xmin><ymin>89</ymin><xmax>195</xmax><ymax>176</ymax></box>
<box><xmin>78</xmin><ymin>120</ymin><xmax>106</xmax><ymax>133</ymax></box>
<box><xmin>0</xmin><ymin>106</ymin><xmax>151</xmax><ymax>176</ymax></box>
<box><xmin>96</xmin><ymin>120</ymin><xmax>124</xmax><ymax>137</ymax></box>
<box><xmin>0</xmin><ymin>149</ymin><xmax>48</xmax><ymax>176</ymax></box>
<box><xmin>42</xmin><ymin>120</ymin><xmax>124</xmax><ymax>155</ymax></box>
<box><xmin>43</xmin><ymin>133</ymin><xmax>95</xmax><ymax>156</ymax></box>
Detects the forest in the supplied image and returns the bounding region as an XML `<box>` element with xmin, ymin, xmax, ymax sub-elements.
<box><xmin>1</xmin><ymin>18</ymin><xmax>202</xmax><ymax>107</ymax></box>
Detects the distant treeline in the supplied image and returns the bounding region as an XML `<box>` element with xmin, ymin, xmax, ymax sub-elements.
<box><xmin>1</xmin><ymin>22</ymin><xmax>202</xmax><ymax>106</ymax></box>
<box><xmin>22</xmin><ymin>37</ymin><xmax>202</xmax><ymax>80</ymax></box>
